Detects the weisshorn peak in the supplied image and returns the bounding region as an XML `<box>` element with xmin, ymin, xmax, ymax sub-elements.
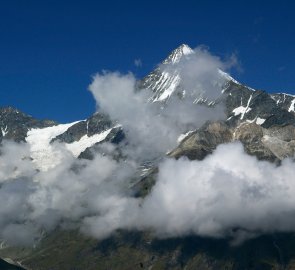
<box><xmin>140</xmin><ymin>44</ymin><xmax>238</xmax><ymax>102</ymax></box>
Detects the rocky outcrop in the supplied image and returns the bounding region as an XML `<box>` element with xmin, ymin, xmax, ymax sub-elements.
<box><xmin>0</xmin><ymin>107</ymin><xmax>56</xmax><ymax>142</ymax></box>
<box><xmin>52</xmin><ymin>112</ymin><xmax>114</xmax><ymax>144</ymax></box>
<box><xmin>170</xmin><ymin>120</ymin><xmax>295</xmax><ymax>164</ymax></box>
<box><xmin>169</xmin><ymin>121</ymin><xmax>232</xmax><ymax>160</ymax></box>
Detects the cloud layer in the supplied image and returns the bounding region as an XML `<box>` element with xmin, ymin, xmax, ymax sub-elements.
<box><xmin>2</xmin><ymin>138</ymin><xmax>295</xmax><ymax>246</ymax></box>
<box><xmin>137</xmin><ymin>143</ymin><xmax>295</xmax><ymax>243</ymax></box>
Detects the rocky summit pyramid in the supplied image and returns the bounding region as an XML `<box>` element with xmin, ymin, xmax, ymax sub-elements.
<box><xmin>1</xmin><ymin>44</ymin><xmax>295</xmax><ymax>269</ymax></box>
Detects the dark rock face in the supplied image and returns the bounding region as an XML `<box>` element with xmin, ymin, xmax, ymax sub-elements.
<box><xmin>53</xmin><ymin>113</ymin><xmax>125</xmax><ymax>159</ymax></box>
<box><xmin>0</xmin><ymin>259</ymin><xmax>24</xmax><ymax>270</ymax></box>
<box><xmin>0</xmin><ymin>107</ymin><xmax>56</xmax><ymax>142</ymax></box>
<box><xmin>52</xmin><ymin>113</ymin><xmax>114</xmax><ymax>144</ymax></box>
<box><xmin>53</xmin><ymin>120</ymin><xmax>87</xmax><ymax>144</ymax></box>
<box><xmin>170</xmin><ymin>119</ymin><xmax>295</xmax><ymax>164</ymax></box>
<box><xmin>224</xmin><ymin>81</ymin><xmax>295</xmax><ymax>128</ymax></box>
<box><xmin>169</xmin><ymin>121</ymin><xmax>233</xmax><ymax>160</ymax></box>
<box><xmin>271</xmin><ymin>92</ymin><xmax>295</xmax><ymax>111</ymax></box>
<box><xmin>3</xmin><ymin>229</ymin><xmax>295</xmax><ymax>270</ymax></box>
<box><xmin>78</xmin><ymin>126</ymin><xmax>125</xmax><ymax>160</ymax></box>
<box><xmin>86</xmin><ymin>113</ymin><xmax>113</xmax><ymax>136</ymax></box>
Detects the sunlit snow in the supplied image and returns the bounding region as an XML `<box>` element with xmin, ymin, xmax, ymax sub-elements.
<box><xmin>26</xmin><ymin>122</ymin><xmax>80</xmax><ymax>171</ymax></box>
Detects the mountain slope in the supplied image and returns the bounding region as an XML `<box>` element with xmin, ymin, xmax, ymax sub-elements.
<box><xmin>1</xmin><ymin>44</ymin><xmax>295</xmax><ymax>270</ymax></box>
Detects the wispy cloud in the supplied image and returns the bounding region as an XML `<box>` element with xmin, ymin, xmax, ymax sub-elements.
<box><xmin>134</xmin><ymin>58</ymin><xmax>142</xmax><ymax>67</ymax></box>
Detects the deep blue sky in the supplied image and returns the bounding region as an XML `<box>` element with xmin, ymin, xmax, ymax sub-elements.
<box><xmin>0</xmin><ymin>0</ymin><xmax>294</xmax><ymax>122</ymax></box>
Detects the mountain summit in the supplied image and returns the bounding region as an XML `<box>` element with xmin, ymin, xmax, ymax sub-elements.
<box><xmin>162</xmin><ymin>43</ymin><xmax>194</xmax><ymax>64</ymax></box>
<box><xmin>140</xmin><ymin>44</ymin><xmax>239</xmax><ymax>102</ymax></box>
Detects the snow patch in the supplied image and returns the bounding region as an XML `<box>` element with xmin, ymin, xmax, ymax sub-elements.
<box><xmin>256</xmin><ymin>117</ymin><xmax>266</xmax><ymax>125</ymax></box>
<box><xmin>232</xmin><ymin>95</ymin><xmax>253</xmax><ymax>120</ymax></box>
<box><xmin>233</xmin><ymin>106</ymin><xmax>251</xmax><ymax>117</ymax></box>
<box><xmin>177</xmin><ymin>130</ymin><xmax>194</xmax><ymax>143</ymax></box>
<box><xmin>280</xmin><ymin>92</ymin><xmax>295</xmax><ymax>98</ymax></box>
<box><xmin>246</xmin><ymin>117</ymin><xmax>265</xmax><ymax>125</ymax></box>
<box><xmin>181</xmin><ymin>44</ymin><xmax>194</xmax><ymax>56</ymax></box>
<box><xmin>288</xmin><ymin>98</ymin><xmax>295</xmax><ymax>112</ymax></box>
<box><xmin>26</xmin><ymin>121</ymin><xmax>118</xmax><ymax>170</ymax></box>
<box><xmin>1</xmin><ymin>126</ymin><xmax>8</xmax><ymax>137</ymax></box>
<box><xmin>26</xmin><ymin>122</ymin><xmax>79</xmax><ymax>171</ymax></box>
<box><xmin>65</xmin><ymin>128</ymin><xmax>114</xmax><ymax>157</ymax></box>
<box><xmin>0</xmin><ymin>240</ymin><xmax>7</xmax><ymax>249</ymax></box>
<box><xmin>153</xmin><ymin>73</ymin><xmax>181</xmax><ymax>101</ymax></box>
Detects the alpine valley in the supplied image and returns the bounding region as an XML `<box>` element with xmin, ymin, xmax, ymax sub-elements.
<box><xmin>1</xmin><ymin>44</ymin><xmax>295</xmax><ymax>270</ymax></box>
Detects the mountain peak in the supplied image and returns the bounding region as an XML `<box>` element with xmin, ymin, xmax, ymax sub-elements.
<box><xmin>163</xmin><ymin>44</ymin><xmax>194</xmax><ymax>64</ymax></box>
<box><xmin>177</xmin><ymin>43</ymin><xmax>194</xmax><ymax>54</ymax></box>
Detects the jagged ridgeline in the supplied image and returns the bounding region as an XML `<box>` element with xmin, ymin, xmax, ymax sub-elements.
<box><xmin>1</xmin><ymin>44</ymin><xmax>295</xmax><ymax>269</ymax></box>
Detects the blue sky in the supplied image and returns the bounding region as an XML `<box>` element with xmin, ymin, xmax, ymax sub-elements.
<box><xmin>0</xmin><ymin>0</ymin><xmax>294</xmax><ymax>122</ymax></box>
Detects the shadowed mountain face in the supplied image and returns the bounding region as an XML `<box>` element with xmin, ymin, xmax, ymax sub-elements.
<box><xmin>1</xmin><ymin>44</ymin><xmax>295</xmax><ymax>269</ymax></box>
<box><xmin>0</xmin><ymin>259</ymin><xmax>24</xmax><ymax>270</ymax></box>
<box><xmin>0</xmin><ymin>107</ymin><xmax>57</xmax><ymax>142</ymax></box>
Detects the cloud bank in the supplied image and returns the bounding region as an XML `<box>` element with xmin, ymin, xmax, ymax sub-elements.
<box><xmin>2</xmin><ymin>138</ymin><xmax>295</xmax><ymax>246</ymax></box>
<box><xmin>137</xmin><ymin>143</ymin><xmax>295</xmax><ymax>243</ymax></box>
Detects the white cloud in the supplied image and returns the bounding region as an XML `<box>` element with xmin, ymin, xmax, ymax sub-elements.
<box><xmin>83</xmin><ymin>142</ymin><xmax>295</xmax><ymax>244</ymax></box>
<box><xmin>136</xmin><ymin>142</ymin><xmax>290</xmax><ymax>240</ymax></box>
<box><xmin>134</xmin><ymin>58</ymin><xmax>142</xmax><ymax>67</ymax></box>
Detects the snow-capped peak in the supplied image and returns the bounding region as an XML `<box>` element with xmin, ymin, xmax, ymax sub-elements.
<box><xmin>162</xmin><ymin>44</ymin><xmax>194</xmax><ymax>64</ymax></box>
<box><xmin>179</xmin><ymin>44</ymin><xmax>194</xmax><ymax>55</ymax></box>
<box><xmin>142</xmin><ymin>44</ymin><xmax>246</xmax><ymax>102</ymax></box>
